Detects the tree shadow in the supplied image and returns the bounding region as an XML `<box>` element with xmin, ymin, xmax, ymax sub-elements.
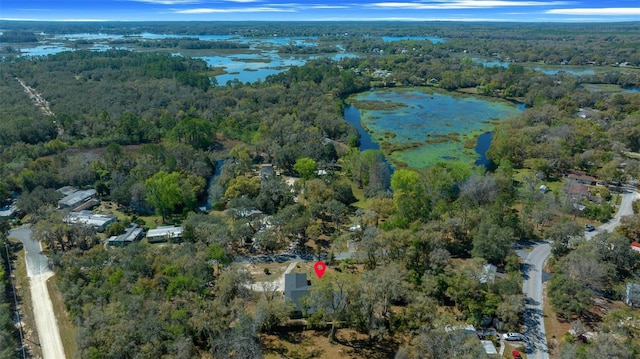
<box><xmin>521</xmin><ymin>262</ymin><xmax>532</xmax><ymax>280</ymax></box>
<box><xmin>334</xmin><ymin>332</ymin><xmax>397</xmax><ymax>359</ymax></box>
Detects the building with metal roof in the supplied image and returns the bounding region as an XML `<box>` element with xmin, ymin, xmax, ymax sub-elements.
<box><xmin>64</xmin><ymin>210</ymin><xmax>116</xmax><ymax>232</ymax></box>
<box><xmin>146</xmin><ymin>225</ymin><xmax>183</xmax><ymax>243</ymax></box>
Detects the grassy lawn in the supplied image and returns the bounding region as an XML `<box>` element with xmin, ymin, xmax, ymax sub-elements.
<box><xmin>247</xmin><ymin>262</ymin><xmax>289</xmax><ymax>282</ymax></box>
<box><xmin>501</xmin><ymin>341</ymin><xmax>527</xmax><ymax>359</ymax></box>
<box><xmin>9</xmin><ymin>239</ymin><xmax>42</xmax><ymax>359</ymax></box>
<box><xmin>47</xmin><ymin>277</ymin><xmax>77</xmax><ymax>359</ymax></box>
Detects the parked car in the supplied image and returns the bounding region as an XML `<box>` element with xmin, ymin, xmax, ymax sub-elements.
<box><xmin>502</xmin><ymin>332</ymin><xmax>523</xmax><ymax>341</ymax></box>
<box><xmin>585</xmin><ymin>224</ymin><xmax>596</xmax><ymax>232</ymax></box>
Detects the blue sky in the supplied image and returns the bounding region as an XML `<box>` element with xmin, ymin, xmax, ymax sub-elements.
<box><xmin>1</xmin><ymin>0</ymin><xmax>639</xmax><ymax>22</ymax></box>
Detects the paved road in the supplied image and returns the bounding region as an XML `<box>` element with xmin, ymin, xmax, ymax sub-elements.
<box><xmin>521</xmin><ymin>242</ymin><xmax>551</xmax><ymax>359</ymax></box>
<box><xmin>9</xmin><ymin>226</ymin><xmax>66</xmax><ymax>359</ymax></box>
<box><xmin>10</xmin><ymin>227</ymin><xmax>51</xmax><ymax>277</ymax></box>
<box><xmin>586</xmin><ymin>187</ymin><xmax>639</xmax><ymax>240</ymax></box>
<box><xmin>520</xmin><ymin>186</ymin><xmax>638</xmax><ymax>359</ymax></box>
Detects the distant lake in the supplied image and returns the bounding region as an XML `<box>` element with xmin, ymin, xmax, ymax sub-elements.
<box><xmin>346</xmin><ymin>88</ymin><xmax>523</xmax><ymax>168</ymax></box>
<box><xmin>13</xmin><ymin>32</ymin><xmax>344</xmax><ymax>83</ymax></box>
<box><xmin>382</xmin><ymin>36</ymin><xmax>445</xmax><ymax>43</ymax></box>
<box><xmin>197</xmin><ymin>53</ymin><xmax>308</xmax><ymax>84</ymax></box>
<box><xmin>470</xmin><ymin>57</ymin><xmax>598</xmax><ymax>75</ymax></box>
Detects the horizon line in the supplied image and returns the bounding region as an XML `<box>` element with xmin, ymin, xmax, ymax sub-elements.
<box><xmin>1</xmin><ymin>18</ymin><xmax>639</xmax><ymax>23</ymax></box>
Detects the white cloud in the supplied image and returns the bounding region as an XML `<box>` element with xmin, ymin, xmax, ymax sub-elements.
<box><xmin>546</xmin><ymin>7</ymin><xmax>640</xmax><ymax>15</ymax></box>
<box><xmin>370</xmin><ymin>1</ymin><xmax>569</xmax><ymax>9</ymax></box>
<box><xmin>176</xmin><ymin>7</ymin><xmax>297</xmax><ymax>13</ymax></box>
<box><xmin>225</xmin><ymin>0</ymin><xmax>261</xmax><ymax>3</ymax></box>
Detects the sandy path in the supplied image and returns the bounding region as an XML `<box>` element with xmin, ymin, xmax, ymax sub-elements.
<box><xmin>30</xmin><ymin>273</ymin><xmax>66</xmax><ymax>359</ymax></box>
<box><xmin>247</xmin><ymin>261</ymin><xmax>299</xmax><ymax>292</ymax></box>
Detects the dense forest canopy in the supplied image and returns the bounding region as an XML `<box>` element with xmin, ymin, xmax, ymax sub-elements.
<box><xmin>1</xmin><ymin>21</ymin><xmax>639</xmax><ymax>358</ymax></box>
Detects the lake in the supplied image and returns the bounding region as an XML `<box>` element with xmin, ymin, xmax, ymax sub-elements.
<box><xmin>470</xmin><ymin>57</ymin><xmax>598</xmax><ymax>75</ymax></box>
<box><xmin>345</xmin><ymin>88</ymin><xmax>523</xmax><ymax>169</ymax></box>
<box><xmin>12</xmin><ymin>32</ymin><xmax>353</xmax><ymax>84</ymax></box>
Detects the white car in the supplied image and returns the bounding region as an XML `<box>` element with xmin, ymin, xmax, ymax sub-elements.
<box><xmin>502</xmin><ymin>332</ymin><xmax>523</xmax><ymax>341</ymax></box>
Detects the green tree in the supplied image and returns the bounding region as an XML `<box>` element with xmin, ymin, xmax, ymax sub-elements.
<box><xmin>471</xmin><ymin>218</ymin><xmax>513</xmax><ymax>265</ymax></box>
<box><xmin>293</xmin><ymin>157</ymin><xmax>317</xmax><ymax>180</ymax></box>
<box><xmin>145</xmin><ymin>171</ymin><xmax>182</xmax><ymax>221</ymax></box>
<box><xmin>391</xmin><ymin>169</ymin><xmax>428</xmax><ymax>224</ymax></box>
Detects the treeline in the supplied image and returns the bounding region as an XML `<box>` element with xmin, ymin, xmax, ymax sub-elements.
<box><xmin>138</xmin><ymin>38</ymin><xmax>251</xmax><ymax>50</ymax></box>
<box><xmin>0</xmin><ymin>230</ymin><xmax>20</xmax><ymax>359</ymax></box>
<box><xmin>0</xmin><ymin>30</ymin><xmax>38</xmax><ymax>43</ymax></box>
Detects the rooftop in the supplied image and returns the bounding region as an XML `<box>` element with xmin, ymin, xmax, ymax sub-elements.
<box><xmin>108</xmin><ymin>223</ymin><xmax>144</xmax><ymax>246</ymax></box>
<box><xmin>58</xmin><ymin>189</ymin><xmax>97</xmax><ymax>208</ymax></box>
<box><xmin>64</xmin><ymin>210</ymin><xmax>116</xmax><ymax>229</ymax></box>
<box><xmin>567</xmin><ymin>170</ymin><xmax>598</xmax><ymax>183</ymax></box>
<box><xmin>568</xmin><ymin>184</ymin><xmax>590</xmax><ymax>197</ymax></box>
<box><xmin>146</xmin><ymin>225</ymin><xmax>183</xmax><ymax>239</ymax></box>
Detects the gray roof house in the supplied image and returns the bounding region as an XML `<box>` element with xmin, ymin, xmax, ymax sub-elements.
<box><xmin>284</xmin><ymin>273</ymin><xmax>310</xmax><ymax>314</ymax></box>
<box><xmin>58</xmin><ymin>188</ymin><xmax>97</xmax><ymax>209</ymax></box>
<box><xmin>107</xmin><ymin>223</ymin><xmax>144</xmax><ymax>246</ymax></box>
<box><xmin>64</xmin><ymin>210</ymin><xmax>116</xmax><ymax>232</ymax></box>
<box><xmin>259</xmin><ymin>164</ymin><xmax>275</xmax><ymax>179</ymax></box>
<box><xmin>146</xmin><ymin>225</ymin><xmax>183</xmax><ymax>243</ymax></box>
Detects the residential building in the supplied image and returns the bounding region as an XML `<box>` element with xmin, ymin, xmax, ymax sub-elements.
<box><xmin>567</xmin><ymin>184</ymin><xmax>590</xmax><ymax>200</ymax></box>
<box><xmin>107</xmin><ymin>223</ymin><xmax>144</xmax><ymax>246</ymax></box>
<box><xmin>64</xmin><ymin>210</ymin><xmax>116</xmax><ymax>232</ymax></box>
<box><xmin>566</xmin><ymin>171</ymin><xmax>597</xmax><ymax>186</ymax></box>
<box><xmin>284</xmin><ymin>273</ymin><xmax>310</xmax><ymax>314</ymax></box>
<box><xmin>58</xmin><ymin>188</ymin><xmax>97</xmax><ymax>209</ymax></box>
<box><xmin>146</xmin><ymin>225</ymin><xmax>183</xmax><ymax>243</ymax></box>
<box><xmin>259</xmin><ymin>164</ymin><xmax>274</xmax><ymax>180</ymax></box>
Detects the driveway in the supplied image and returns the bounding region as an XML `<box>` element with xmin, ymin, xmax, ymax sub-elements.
<box><xmin>9</xmin><ymin>226</ymin><xmax>66</xmax><ymax>359</ymax></box>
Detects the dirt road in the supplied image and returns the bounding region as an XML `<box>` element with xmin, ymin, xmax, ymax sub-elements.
<box><xmin>10</xmin><ymin>227</ymin><xmax>66</xmax><ymax>359</ymax></box>
<box><xmin>30</xmin><ymin>272</ymin><xmax>66</xmax><ymax>359</ymax></box>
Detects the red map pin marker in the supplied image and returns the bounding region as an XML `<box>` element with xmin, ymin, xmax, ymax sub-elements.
<box><xmin>314</xmin><ymin>261</ymin><xmax>327</xmax><ymax>279</ymax></box>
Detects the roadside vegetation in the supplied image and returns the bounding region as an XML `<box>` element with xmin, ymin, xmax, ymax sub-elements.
<box><xmin>0</xmin><ymin>21</ymin><xmax>639</xmax><ymax>358</ymax></box>
<box><xmin>0</xmin><ymin>227</ymin><xmax>21</xmax><ymax>359</ymax></box>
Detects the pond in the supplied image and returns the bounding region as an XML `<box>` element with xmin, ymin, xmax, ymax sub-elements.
<box><xmin>345</xmin><ymin>88</ymin><xmax>523</xmax><ymax>169</ymax></box>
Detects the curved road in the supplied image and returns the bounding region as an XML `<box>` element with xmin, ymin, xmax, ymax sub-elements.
<box><xmin>9</xmin><ymin>226</ymin><xmax>66</xmax><ymax>359</ymax></box>
<box><xmin>521</xmin><ymin>186</ymin><xmax>638</xmax><ymax>359</ymax></box>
